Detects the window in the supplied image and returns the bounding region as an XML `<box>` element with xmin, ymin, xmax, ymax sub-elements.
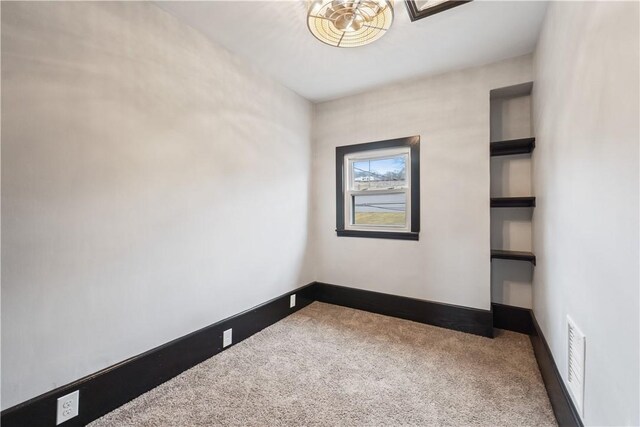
<box><xmin>336</xmin><ymin>136</ymin><xmax>420</xmax><ymax>240</ymax></box>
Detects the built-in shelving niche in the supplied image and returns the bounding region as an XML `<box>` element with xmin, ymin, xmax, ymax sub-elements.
<box><xmin>489</xmin><ymin>82</ymin><xmax>535</xmax><ymax>310</ymax></box>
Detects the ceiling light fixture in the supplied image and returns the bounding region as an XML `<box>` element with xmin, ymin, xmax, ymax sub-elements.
<box><xmin>307</xmin><ymin>0</ymin><xmax>394</xmax><ymax>48</ymax></box>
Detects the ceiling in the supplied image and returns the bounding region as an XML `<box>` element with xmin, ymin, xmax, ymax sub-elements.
<box><xmin>156</xmin><ymin>1</ymin><xmax>548</xmax><ymax>102</ymax></box>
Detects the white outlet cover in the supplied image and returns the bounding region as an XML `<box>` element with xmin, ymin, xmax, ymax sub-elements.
<box><xmin>223</xmin><ymin>328</ymin><xmax>232</xmax><ymax>348</ymax></box>
<box><xmin>290</xmin><ymin>294</ymin><xmax>296</xmax><ymax>308</ymax></box>
<box><xmin>56</xmin><ymin>390</ymin><xmax>79</xmax><ymax>425</ymax></box>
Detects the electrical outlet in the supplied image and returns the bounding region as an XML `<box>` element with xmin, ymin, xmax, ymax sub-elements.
<box><xmin>290</xmin><ymin>294</ymin><xmax>296</xmax><ymax>308</ymax></box>
<box><xmin>223</xmin><ymin>328</ymin><xmax>232</xmax><ymax>348</ymax></box>
<box><xmin>56</xmin><ymin>390</ymin><xmax>79</xmax><ymax>425</ymax></box>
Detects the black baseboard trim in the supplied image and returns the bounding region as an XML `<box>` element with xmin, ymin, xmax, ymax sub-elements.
<box><xmin>313</xmin><ymin>282</ymin><xmax>493</xmax><ymax>337</ymax></box>
<box><xmin>492</xmin><ymin>302</ymin><xmax>583</xmax><ymax>426</ymax></box>
<box><xmin>530</xmin><ymin>315</ymin><xmax>584</xmax><ymax>427</ymax></box>
<box><xmin>0</xmin><ymin>283</ymin><xmax>316</xmax><ymax>427</ymax></box>
<box><xmin>3</xmin><ymin>283</ymin><xmax>581</xmax><ymax>427</ymax></box>
<box><xmin>491</xmin><ymin>302</ymin><xmax>533</xmax><ymax>334</ymax></box>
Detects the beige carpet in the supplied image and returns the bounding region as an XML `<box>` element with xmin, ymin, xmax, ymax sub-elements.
<box><xmin>90</xmin><ymin>302</ymin><xmax>556</xmax><ymax>426</ymax></box>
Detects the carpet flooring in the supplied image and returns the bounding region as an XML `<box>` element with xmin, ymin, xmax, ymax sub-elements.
<box><xmin>90</xmin><ymin>302</ymin><xmax>556</xmax><ymax>426</ymax></box>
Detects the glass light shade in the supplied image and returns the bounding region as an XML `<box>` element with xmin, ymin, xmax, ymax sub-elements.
<box><xmin>307</xmin><ymin>0</ymin><xmax>394</xmax><ymax>48</ymax></box>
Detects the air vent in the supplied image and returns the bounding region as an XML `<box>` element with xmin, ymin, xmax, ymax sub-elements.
<box><xmin>567</xmin><ymin>316</ymin><xmax>586</xmax><ymax>416</ymax></box>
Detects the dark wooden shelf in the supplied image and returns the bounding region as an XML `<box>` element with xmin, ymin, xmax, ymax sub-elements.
<box><xmin>491</xmin><ymin>249</ymin><xmax>536</xmax><ymax>265</ymax></box>
<box><xmin>491</xmin><ymin>197</ymin><xmax>536</xmax><ymax>208</ymax></box>
<box><xmin>490</xmin><ymin>137</ymin><xmax>535</xmax><ymax>156</ymax></box>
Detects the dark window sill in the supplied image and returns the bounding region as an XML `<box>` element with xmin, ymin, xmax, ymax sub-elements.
<box><xmin>336</xmin><ymin>229</ymin><xmax>419</xmax><ymax>241</ymax></box>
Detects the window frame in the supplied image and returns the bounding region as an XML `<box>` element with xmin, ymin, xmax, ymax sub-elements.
<box><xmin>336</xmin><ymin>136</ymin><xmax>420</xmax><ymax>241</ymax></box>
<box><xmin>344</xmin><ymin>147</ymin><xmax>411</xmax><ymax>232</ymax></box>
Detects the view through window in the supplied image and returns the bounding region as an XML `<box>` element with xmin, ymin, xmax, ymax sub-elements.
<box><xmin>351</xmin><ymin>155</ymin><xmax>407</xmax><ymax>226</ymax></box>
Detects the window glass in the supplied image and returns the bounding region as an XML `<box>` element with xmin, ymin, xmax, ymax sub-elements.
<box><xmin>352</xmin><ymin>193</ymin><xmax>406</xmax><ymax>226</ymax></box>
<box><xmin>351</xmin><ymin>155</ymin><xmax>406</xmax><ymax>191</ymax></box>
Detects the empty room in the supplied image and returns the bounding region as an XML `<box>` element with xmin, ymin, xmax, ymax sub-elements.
<box><xmin>1</xmin><ymin>0</ymin><xmax>638</xmax><ymax>426</ymax></box>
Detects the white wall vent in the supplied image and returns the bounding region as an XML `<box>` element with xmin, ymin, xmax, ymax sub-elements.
<box><xmin>567</xmin><ymin>315</ymin><xmax>586</xmax><ymax>417</ymax></box>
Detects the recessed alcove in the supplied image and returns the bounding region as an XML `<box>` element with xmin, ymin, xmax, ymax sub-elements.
<box><xmin>489</xmin><ymin>82</ymin><xmax>535</xmax><ymax>308</ymax></box>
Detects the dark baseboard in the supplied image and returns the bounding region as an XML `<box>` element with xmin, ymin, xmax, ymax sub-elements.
<box><xmin>0</xmin><ymin>283</ymin><xmax>316</xmax><ymax>427</ymax></box>
<box><xmin>491</xmin><ymin>302</ymin><xmax>533</xmax><ymax>334</ymax></box>
<box><xmin>492</xmin><ymin>302</ymin><xmax>583</xmax><ymax>427</ymax></box>
<box><xmin>530</xmin><ymin>315</ymin><xmax>584</xmax><ymax>427</ymax></box>
<box><xmin>2</xmin><ymin>282</ymin><xmax>582</xmax><ymax>427</ymax></box>
<box><xmin>313</xmin><ymin>282</ymin><xmax>494</xmax><ymax>337</ymax></box>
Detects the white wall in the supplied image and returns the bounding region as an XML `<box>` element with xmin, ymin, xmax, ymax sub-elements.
<box><xmin>312</xmin><ymin>55</ymin><xmax>533</xmax><ymax>310</ymax></box>
<box><xmin>1</xmin><ymin>2</ymin><xmax>314</xmax><ymax>410</ymax></box>
<box><xmin>532</xmin><ymin>2</ymin><xmax>639</xmax><ymax>425</ymax></box>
